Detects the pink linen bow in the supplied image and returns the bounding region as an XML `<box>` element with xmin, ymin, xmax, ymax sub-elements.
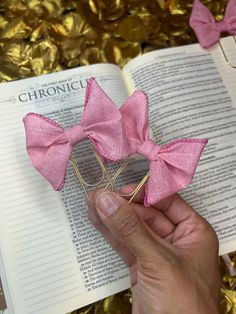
<box><xmin>120</xmin><ymin>91</ymin><xmax>208</xmax><ymax>206</ymax></box>
<box><xmin>190</xmin><ymin>0</ymin><xmax>236</xmax><ymax>48</ymax></box>
<box><xmin>23</xmin><ymin>78</ymin><xmax>126</xmax><ymax>190</ymax></box>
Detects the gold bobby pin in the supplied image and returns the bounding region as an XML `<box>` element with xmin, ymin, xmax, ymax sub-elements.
<box><xmin>70</xmin><ymin>147</ymin><xmax>114</xmax><ymax>203</ymax></box>
<box><xmin>104</xmin><ymin>157</ymin><xmax>150</xmax><ymax>203</ymax></box>
<box><xmin>128</xmin><ymin>171</ymin><xmax>150</xmax><ymax>203</ymax></box>
<box><xmin>218</xmin><ymin>36</ymin><xmax>236</xmax><ymax>68</ymax></box>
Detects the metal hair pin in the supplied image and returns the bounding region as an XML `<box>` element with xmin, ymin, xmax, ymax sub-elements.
<box><xmin>103</xmin><ymin>157</ymin><xmax>150</xmax><ymax>203</ymax></box>
<box><xmin>218</xmin><ymin>36</ymin><xmax>236</xmax><ymax>69</ymax></box>
<box><xmin>70</xmin><ymin>147</ymin><xmax>114</xmax><ymax>203</ymax></box>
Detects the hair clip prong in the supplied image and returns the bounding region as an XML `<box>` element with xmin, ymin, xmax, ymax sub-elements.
<box><xmin>70</xmin><ymin>147</ymin><xmax>115</xmax><ymax>203</ymax></box>
<box><xmin>104</xmin><ymin>157</ymin><xmax>150</xmax><ymax>203</ymax></box>
<box><xmin>103</xmin><ymin>157</ymin><xmax>132</xmax><ymax>192</ymax></box>
<box><xmin>128</xmin><ymin>170</ymin><xmax>150</xmax><ymax>203</ymax></box>
<box><xmin>218</xmin><ymin>36</ymin><xmax>236</xmax><ymax>69</ymax></box>
<box><xmin>70</xmin><ymin>156</ymin><xmax>91</xmax><ymax>200</ymax></box>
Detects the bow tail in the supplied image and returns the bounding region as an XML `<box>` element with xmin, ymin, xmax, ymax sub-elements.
<box><xmin>27</xmin><ymin>143</ymin><xmax>72</xmax><ymax>191</ymax></box>
<box><xmin>144</xmin><ymin>158</ymin><xmax>193</xmax><ymax>206</ymax></box>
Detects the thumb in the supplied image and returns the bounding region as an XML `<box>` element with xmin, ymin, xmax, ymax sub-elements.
<box><xmin>94</xmin><ymin>191</ymin><xmax>160</xmax><ymax>260</ymax></box>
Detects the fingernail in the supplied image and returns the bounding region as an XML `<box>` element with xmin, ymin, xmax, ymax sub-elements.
<box><xmin>96</xmin><ymin>193</ymin><xmax>120</xmax><ymax>217</ymax></box>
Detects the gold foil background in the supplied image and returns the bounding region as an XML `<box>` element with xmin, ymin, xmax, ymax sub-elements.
<box><xmin>0</xmin><ymin>0</ymin><xmax>228</xmax><ymax>82</ymax></box>
<box><xmin>0</xmin><ymin>0</ymin><xmax>235</xmax><ymax>313</ymax></box>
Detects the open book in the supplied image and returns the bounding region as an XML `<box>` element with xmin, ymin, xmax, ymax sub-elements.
<box><xmin>1</xmin><ymin>36</ymin><xmax>236</xmax><ymax>314</ymax></box>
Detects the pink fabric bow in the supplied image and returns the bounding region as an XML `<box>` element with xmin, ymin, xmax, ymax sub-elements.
<box><xmin>120</xmin><ymin>91</ymin><xmax>208</xmax><ymax>206</ymax></box>
<box><xmin>190</xmin><ymin>0</ymin><xmax>236</xmax><ymax>48</ymax></box>
<box><xmin>23</xmin><ymin>78</ymin><xmax>126</xmax><ymax>190</ymax></box>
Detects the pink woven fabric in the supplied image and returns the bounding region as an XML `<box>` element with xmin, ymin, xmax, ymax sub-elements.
<box><xmin>190</xmin><ymin>0</ymin><xmax>236</xmax><ymax>48</ymax></box>
<box><xmin>24</xmin><ymin>78</ymin><xmax>207</xmax><ymax>205</ymax></box>
<box><xmin>23</xmin><ymin>78</ymin><xmax>126</xmax><ymax>190</ymax></box>
<box><xmin>120</xmin><ymin>91</ymin><xmax>208</xmax><ymax>206</ymax></box>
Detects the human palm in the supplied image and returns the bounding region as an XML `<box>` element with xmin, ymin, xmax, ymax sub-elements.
<box><xmin>87</xmin><ymin>186</ymin><xmax>221</xmax><ymax>314</ymax></box>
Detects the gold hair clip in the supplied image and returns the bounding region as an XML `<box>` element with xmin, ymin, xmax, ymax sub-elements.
<box><xmin>103</xmin><ymin>157</ymin><xmax>150</xmax><ymax>203</ymax></box>
<box><xmin>70</xmin><ymin>147</ymin><xmax>114</xmax><ymax>203</ymax></box>
<box><xmin>218</xmin><ymin>36</ymin><xmax>236</xmax><ymax>69</ymax></box>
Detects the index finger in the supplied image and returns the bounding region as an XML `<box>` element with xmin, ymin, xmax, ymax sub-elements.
<box><xmin>120</xmin><ymin>183</ymin><xmax>200</xmax><ymax>225</ymax></box>
<box><xmin>155</xmin><ymin>194</ymin><xmax>201</xmax><ymax>225</ymax></box>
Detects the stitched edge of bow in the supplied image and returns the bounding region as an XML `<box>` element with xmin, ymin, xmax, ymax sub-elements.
<box><xmin>23</xmin><ymin>112</ymin><xmax>64</xmax><ymax>130</ymax></box>
<box><xmin>23</xmin><ymin>112</ymin><xmax>66</xmax><ymax>191</ymax></box>
<box><xmin>161</xmin><ymin>138</ymin><xmax>208</xmax><ymax>150</ymax></box>
<box><xmin>88</xmin><ymin>136</ymin><xmax>123</xmax><ymax>162</ymax></box>
<box><xmin>56</xmin><ymin>176</ymin><xmax>66</xmax><ymax>191</ymax></box>
<box><xmin>84</xmin><ymin>77</ymin><xmax>94</xmax><ymax>108</ymax></box>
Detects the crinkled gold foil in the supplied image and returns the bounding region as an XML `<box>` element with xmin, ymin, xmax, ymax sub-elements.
<box><xmin>68</xmin><ymin>290</ymin><xmax>132</xmax><ymax>314</ymax></box>
<box><xmin>89</xmin><ymin>0</ymin><xmax>126</xmax><ymax>21</ymax></box>
<box><xmin>0</xmin><ymin>0</ymin><xmax>235</xmax><ymax>313</ymax></box>
<box><xmin>31</xmin><ymin>40</ymin><xmax>62</xmax><ymax>76</ymax></box>
<box><xmin>220</xmin><ymin>254</ymin><xmax>236</xmax><ymax>314</ymax></box>
<box><xmin>69</xmin><ymin>253</ymin><xmax>236</xmax><ymax>314</ymax></box>
<box><xmin>0</xmin><ymin>0</ymin><xmax>229</xmax><ymax>83</ymax></box>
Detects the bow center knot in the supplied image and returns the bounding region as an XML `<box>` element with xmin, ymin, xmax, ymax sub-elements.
<box><xmin>65</xmin><ymin>124</ymin><xmax>87</xmax><ymax>146</ymax></box>
<box><xmin>138</xmin><ymin>140</ymin><xmax>161</xmax><ymax>161</ymax></box>
<box><xmin>213</xmin><ymin>20</ymin><xmax>228</xmax><ymax>33</ymax></box>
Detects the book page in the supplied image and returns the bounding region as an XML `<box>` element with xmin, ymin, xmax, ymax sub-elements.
<box><xmin>0</xmin><ymin>64</ymin><xmax>132</xmax><ymax>314</ymax></box>
<box><xmin>123</xmin><ymin>36</ymin><xmax>236</xmax><ymax>255</ymax></box>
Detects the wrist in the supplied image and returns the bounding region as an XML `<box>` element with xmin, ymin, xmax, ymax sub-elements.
<box><xmin>187</xmin><ymin>275</ymin><xmax>221</xmax><ymax>314</ymax></box>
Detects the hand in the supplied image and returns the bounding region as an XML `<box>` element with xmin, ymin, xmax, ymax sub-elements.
<box><xmin>86</xmin><ymin>185</ymin><xmax>221</xmax><ymax>314</ymax></box>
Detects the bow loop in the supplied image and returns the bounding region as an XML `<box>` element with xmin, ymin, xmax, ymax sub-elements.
<box><xmin>225</xmin><ymin>0</ymin><xmax>236</xmax><ymax>28</ymax></box>
<box><xmin>65</xmin><ymin>124</ymin><xmax>86</xmax><ymax>146</ymax></box>
<box><xmin>119</xmin><ymin>90</ymin><xmax>149</xmax><ymax>155</ymax></box>
<box><xmin>23</xmin><ymin>112</ymin><xmax>72</xmax><ymax>191</ymax></box>
<box><xmin>81</xmin><ymin>78</ymin><xmax>126</xmax><ymax>161</ymax></box>
<box><xmin>138</xmin><ymin>140</ymin><xmax>161</xmax><ymax>161</ymax></box>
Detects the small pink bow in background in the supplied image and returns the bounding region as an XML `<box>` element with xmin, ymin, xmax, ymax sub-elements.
<box><xmin>120</xmin><ymin>91</ymin><xmax>208</xmax><ymax>206</ymax></box>
<box><xmin>23</xmin><ymin>78</ymin><xmax>125</xmax><ymax>190</ymax></box>
<box><xmin>190</xmin><ymin>0</ymin><xmax>236</xmax><ymax>48</ymax></box>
